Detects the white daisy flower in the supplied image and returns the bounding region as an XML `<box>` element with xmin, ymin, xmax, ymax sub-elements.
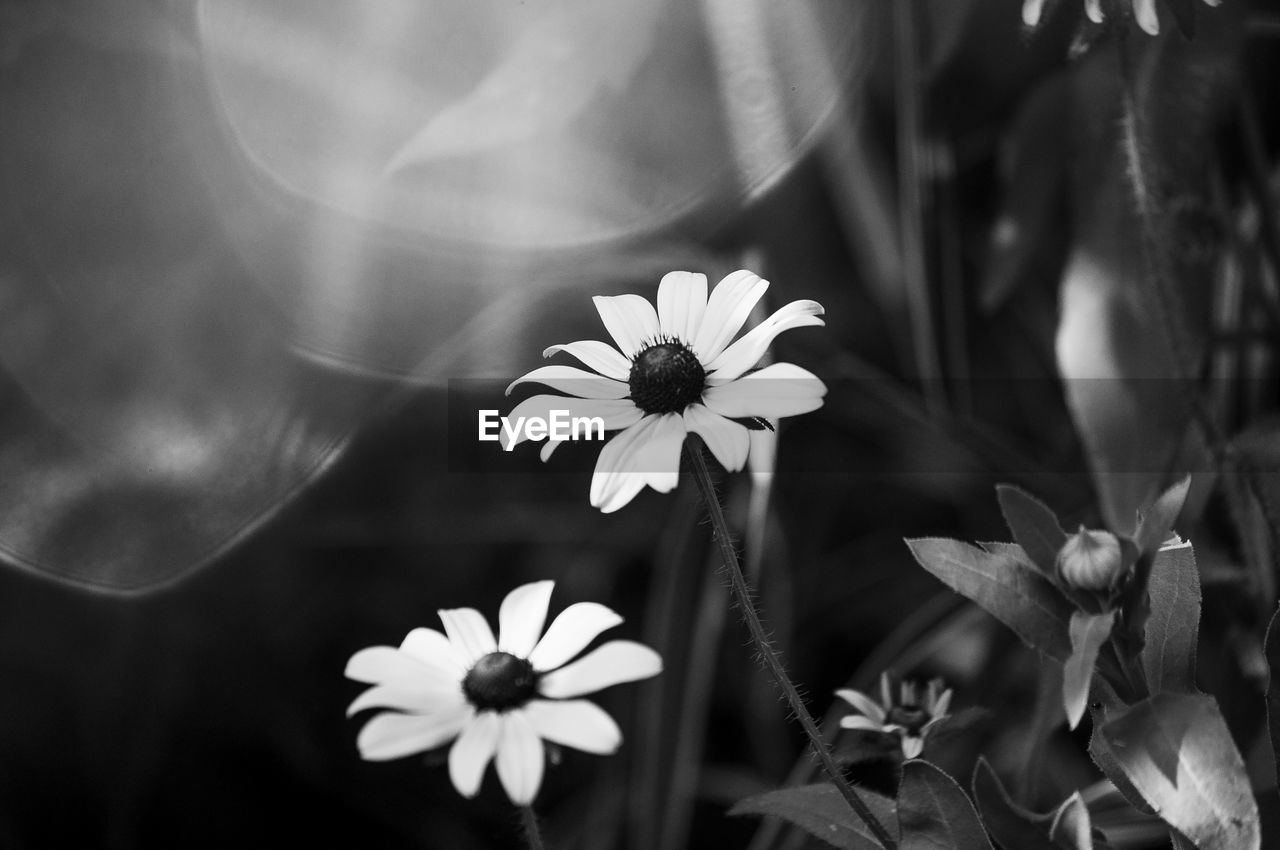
<box><xmin>345</xmin><ymin>580</ymin><xmax>662</xmax><ymax>805</ymax></box>
<box><xmin>836</xmin><ymin>673</ymin><xmax>953</xmax><ymax>760</ymax></box>
<box><xmin>503</xmin><ymin>270</ymin><xmax>827</xmax><ymax>513</ymax></box>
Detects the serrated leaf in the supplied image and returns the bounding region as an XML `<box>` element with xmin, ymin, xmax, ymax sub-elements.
<box><xmin>1047</xmin><ymin>792</ymin><xmax>1092</xmax><ymax>850</ymax></box>
<box><xmin>906</xmin><ymin>538</ymin><xmax>1074</xmax><ymax>661</ymax></box>
<box><xmin>1141</xmin><ymin>539</ymin><xmax>1200</xmax><ymax>694</ymax></box>
<box><xmin>971</xmin><ymin>757</ymin><xmax>1061</xmax><ymax>850</ymax></box>
<box><xmin>1134</xmin><ymin>476</ymin><xmax>1191</xmax><ymax>557</ymax></box>
<box><xmin>1064</xmin><ymin>610</ymin><xmax>1115</xmax><ymax>730</ymax></box>
<box><xmin>1100</xmin><ymin>693</ymin><xmax>1260</xmax><ymax>850</ymax></box>
<box><xmin>729</xmin><ymin>783</ymin><xmax>896</xmax><ymax>850</ymax></box>
<box><xmin>898</xmin><ymin>759</ymin><xmax>994</xmax><ymax>850</ymax></box>
<box><xmin>996</xmin><ymin>484</ymin><xmax>1069</xmax><ymax>576</ymax></box>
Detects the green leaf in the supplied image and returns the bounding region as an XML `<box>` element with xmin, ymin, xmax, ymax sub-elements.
<box><xmin>898</xmin><ymin>759</ymin><xmax>994</xmax><ymax>850</ymax></box>
<box><xmin>906</xmin><ymin>538</ymin><xmax>1074</xmax><ymax>661</ymax></box>
<box><xmin>1263</xmin><ymin>606</ymin><xmax>1280</xmax><ymax>795</ymax></box>
<box><xmin>1064</xmin><ymin>610</ymin><xmax>1116</xmax><ymax>730</ymax></box>
<box><xmin>996</xmin><ymin>484</ymin><xmax>1068</xmax><ymax>576</ymax></box>
<box><xmin>729</xmin><ymin>783</ymin><xmax>895</xmax><ymax>850</ymax></box>
<box><xmin>1141</xmin><ymin>539</ymin><xmax>1200</xmax><ymax>694</ymax></box>
<box><xmin>1134</xmin><ymin>476</ymin><xmax>1192</xmax><ymax>557</ymax></box>
<box><xmin>1100</xmin><ymin>693</ymin><xmax>1260</xmax><ymax>850</ymax></box>
<box><xmin>1087</xmin><ymin>678</ymin><xmax>1155</xmax><ymax>816</ymax></box>
<box><xmin>970</xmin><ymin>758</ymin><xmax>1061</xmax><ymax>850</ymax></box>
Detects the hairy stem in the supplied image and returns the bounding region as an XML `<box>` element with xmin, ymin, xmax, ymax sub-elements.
<box><xmin>685</xmin><ymin>441</ymin><xmax>897</xmax><ymax>850</ymax></box>
<box><xmin>519</xmin><ymin>805</ymin><xmax>546</xmax><ymax>850</ymax></box>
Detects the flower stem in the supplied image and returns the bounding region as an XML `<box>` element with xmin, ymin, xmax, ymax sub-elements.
<box><xmin>684</xmin><ymin>441</ymin><xmax>897</xmax><ymax>850</ymax></box>
<box><xmin>518</xmin><ymin>805</ymin><xmax>546</xmax><ymax>850</ymax></box>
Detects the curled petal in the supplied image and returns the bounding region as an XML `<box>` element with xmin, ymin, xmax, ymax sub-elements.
<box><xmin>497</xmin><ymin>580</ymin><xmax>555</xmax><ymax>658</ymax></box>
<box><xmin>537</xmin><ymin>640</ymin><xmax>663</xmax><ymax>698</ymax></box>
<box><xmin>506</xmin><ymin>365</ymin><xmax>630</xmax><ymax>399</ymax></box>
<box><xmin>449</xmin><ymin>711</ymin><xmax>502</xmax><ymax>798</ymax></box>
<box><xmin>543</xmin><ymin>340</ymin><xmax>631</xmax><ymax>381</ymax></box>
<box><xmin>656</xmin><ymin>270</ymin><xmax>708</xmax><ymax>343</ymax></box>
<box><xmin>494</xmin><ymin>711</ymin><xmax>545</xmax><ymax>805</ymax></box>
<box><xmin>1084</xmin><ymin>0</ymin><xmax>1103</xmax><ymax>23</ymax></box>
<box><xmin>356</xmin><ymin>707</ymin><xmax>471</xmax><ymax>761</ymax></box>
<box><xmin>528</xmin><ymin>601</ymin><xmax>624</xmax><ymax>672</ymax></box>
<box><xmin>629</xmin><ymin>412</ymin><xmax>687</xmax><ymax>495</ymax></box>
<box><xmin>705</xmin><ymin>299</ymin><xmax>825</xmax><ymax>383</ymax></box>
<box><xmin>593</xmin><ymin>294</ymin><xmax>660</xmax><ymax>357</ymax></box>
<box><xmin>437</xmin><ymin>608</ymin><xmax>498</xmax><ymax>665</ymax></box>
<box><xmin>347</xmin><ymin>682</ymin><xmax>465</xmax><ymax>717</ymax></box>
<box><xmin>589</xmin><ymin>415</ymin><xmax>661</xmax><ymax>512</ymax></box>
<box><xmin>902</xmin><ymin>736</ymin><xmax>924</xmax><ymax>759</ymax></box>
<box><xmin>1021</xmin><ymin>0</ymin><xmax>1046</xmax><ymax>26</ymax></box>
<box><xmin>524</xmin><ymin>699</ymin><xmax>622</xmax><ymax>755</ymax></box>
<box><xmin>683</xmin><ymin>405</ymin><xmax>750</xmax><ymax>473</ymax></box>
<box><xmin>346</xmin><ymin>646</ymin><xmax>455</xmax><ymax>688</ymax></box>
<box><xmin>835</xmin><ymin>688</ymin><xmax>887</xmax><ymax>725</ymax></box>
<box><xmin>500</xmin><ymin>396</ymin><xmax>644</xmax><ymax>452</ymax></box>
<box><xmin>399</xmin><ymin>628</ymin><xmax>468</xmax><ymax>679</ymax></box>
<box><xmin>692</xmin><ymin>270</ymin><xmax>769</xmax><ymax>362</ymax></box>
<box><xmin>702</xmin><ymin>363</ymin><xmax>827</xmax><ymax>420</ymax></box>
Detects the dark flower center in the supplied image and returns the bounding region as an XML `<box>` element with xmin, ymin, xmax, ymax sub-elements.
<box><xmin>461</xmin><ymin>652</ymin><xmax>538</xmax><ymax>712</ymax></box>
<box><xmin>628</xmin><ymin>341</ymin><xmax>706</xmax><ymax>415</ymax></box>
<box><xmin>886</xmin><ymin>705</ymin><xmax>930</xmax><ymax>735</ymax></box>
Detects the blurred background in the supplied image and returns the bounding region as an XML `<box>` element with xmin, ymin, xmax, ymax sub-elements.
<box><xmin>1</xmin><ymin>0</ymin><xmax>1278</xmax><ymax>846</ymax></box>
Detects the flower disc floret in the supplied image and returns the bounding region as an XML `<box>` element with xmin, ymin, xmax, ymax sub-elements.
<box><xmin>629</xmin><ymin>341</ymin><xmax>706</xmax><ymax>415</ymax></box>
<box><xmin>462</xmin><ymin>652</ymin><xmax>538</xmax><ymax>711</ymax></box>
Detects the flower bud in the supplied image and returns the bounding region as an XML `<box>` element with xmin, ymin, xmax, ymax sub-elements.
<box><xmin>1056</xmin><ymin>526</ymin><xmax>1124</xmax><ymax>591</ymax></box>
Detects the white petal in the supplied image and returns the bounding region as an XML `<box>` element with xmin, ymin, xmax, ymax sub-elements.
<box><xmin>497</xmin><ymin>580</ymin><xmax>555</xmax><ymax>658</ymax></box>
<box><xmin>593</xmin><ymin>294</ymin><xmax>660</xmax><ymax>357</ymax></box>
<box><xmin>347</xmin><ymin>682</ymin><xmax>465</xmax><ymax>717</ymax></box>
<box><xmin>437</xmin><ymin>608</ymin><xmax>497</xmax><ymax>665</ymax></box>
<box><xmin>527</xmin><ymin>602</ymin><xmax>624</xmax><ymax>672</ymax></box>
<box><xmin>691</xmin><ymin>270</ymin><xmax>769</xmax><ymax>362</ymax></box>
<box><xmin>594</xmin><ymin>472</ymin><xmax>648</xmax><ymax>515</ymax></box>
<box><xmin>702</xmin><ymin>363</ymin><xmax>827</xmax><ymax>420</ymax></box>
<box><xmin>839</xmin><ymin>715</ymin><xmax>885</xmax><ymax>733</ymax></box>
<box><xmin>705</xmin><ymin>300</ymin><xmax>825</xmax><ymax>383</ymax></box>
<box><xmin>931</xmin><ymin>689</ymin><xmax>953</xmax><ymax>718</ymax></box>
<box><xmin>541</xmin><ymin>439</ymin><xmax>564</xmax><ymax>462</ymax></box>
<box><xmin>682</xmin><ymin>405</ymin><xmax>750</xmax><ymax>473</ymax></box>
<box><xmin>902</xmin><ymin>736</ymin><xmax>924</xmax><ymax>759</ymax></box>
<box><xmin>543</xmin><ymin>341</ymin><xmax>631</xmax><ymax>381</ymax></box>
<box><xmin>399</xmin><ymin>628</ymin><xmax>468</xmax><ymax>679</ymax></box>
<box><xmin>589</xmin><ymin>415</ymin><xmax>661</xmax><ymax>512</ymax></box>
<box><xmin>630</xmin><ymin>412</ymin><xmax>687</xmax><ymax>494</ymax></box>
<box><xmin>1134</xmin><ymin>0</ymin><xmax>1159</xmax><ymax>33</ymax></box>
<box><xmin>537</xmin><ymin>640</ymin><xmax>663</xmax><ymax>698</ymax></box>
<box><xmin>345</xmin><ymin>646</ymin><xmax>456</xmax><ymax>688</ymax></box>
<box><xmin>1084</xmin><ymin>0</ymin><xmax>1104</xmax><ymax>23</ymax></box>
<box><xmin>500</xmin><ymin>396</ymin><xmax>645</xmax><ymax>452</ymax></box>
<box><xmin>356</xmin><ymin>706</ymin><xmax>471</xmax><ymax>761</ymax></box>
<box><xmin>448</xmin><ymin>711</ymin><xmax>501</xmax><ymax>798</ymax></box>
<box><xmin>1021</xmin><ymin>0</ymin><xmax>1045</xmax><ymax>26</ymax></box>
<box><xmin>835</xmin><ymin>689</ymin><xmax>887</xmax><ymax>725</ymax></box>
<box><xmin>524</xmin><ymin>699</ymin><xmax>622</xmax><ymax>754</ymax></box>
<box><xmin>494</xmin><ymin>711</ymin><xmax>545</xmax><ymax>805</ymax></box>
<box><xmin>505</xmin><ymin>366</ymin><xmax>630</xmax><ymax>400</ymax></box>
<box><xmin>656</xmin><ymin>271</ymin><xmax>708</xmax><ymax>343</ymax></box>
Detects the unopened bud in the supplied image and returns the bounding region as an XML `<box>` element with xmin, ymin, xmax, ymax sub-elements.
<box><xmin>1057</xmin><ymin>526</ymin><xmax>1124</xmax><ymax>591</ymax></box>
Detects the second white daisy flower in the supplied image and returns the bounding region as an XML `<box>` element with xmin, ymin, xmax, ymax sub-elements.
<box><xmin>504</xmin><ymin>270</ymin><xmax>827</xmax><ymax>513</ymax></box>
